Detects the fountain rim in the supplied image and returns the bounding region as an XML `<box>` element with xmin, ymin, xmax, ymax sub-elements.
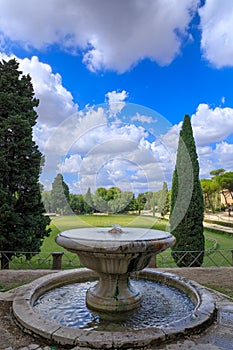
<box><xmin>12</xmin><ymin>268</ymin><xmax>216</xmax><ymax>348</ymax></box>
<box><xmin>57</xmin><ymin>227</ymin><xmax>173</xmax><ymax>240</ymax></box>
<box><xmin>55</xmin><ymin>228</ymin><xmax>175</xmax><ymax>254</ymax></box>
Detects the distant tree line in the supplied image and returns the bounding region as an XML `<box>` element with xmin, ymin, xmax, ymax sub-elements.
<box><xmin>43</xmin><ymin>167</ymin><xmax>233</xmax><ymax>219</ymax></box>
<box><xmin>41</xmin><ymin>173</ymin><xmax>170</xmax><ymax>217</ymax></box>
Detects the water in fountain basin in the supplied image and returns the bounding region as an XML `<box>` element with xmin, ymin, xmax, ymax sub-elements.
<box><xmin>33</xmin><ymin>279</ymin><xmax>194</xmax><ymax>331</ymax></box>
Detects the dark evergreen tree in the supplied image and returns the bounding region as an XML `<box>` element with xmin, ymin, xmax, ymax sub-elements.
<box><xmin>0</xmin><ymin>59</ymin><xmax>50</xmax><ymax>268</ymax></box>
<box><xmin>170</xmin><ymin>115</ymin><xmax>204</xmax><ymax>267</ymax></box>
<box><xmin>41</xmin><ymin>191</ymin><xmax>52</xmax><ymax>213</ymax></box>
<box><xmin>84</xmin><ymin>187</ymin><xmax>93</xmax><ymax>213</ymax></box>
<box><xmin>50</xmin><ymin>173</ymin><xmax>70</xmax><ymax>214</ymax></box>
<box><xmin>158</xmin><ymin>182</ymin><xmax>170</xmax><ymax>217</ymax></box>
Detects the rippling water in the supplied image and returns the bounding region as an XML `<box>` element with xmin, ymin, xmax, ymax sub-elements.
<box><xmin>33</xmin><ymin>280</ymin><xmax>194</xmax><ymax>331</ymax></box>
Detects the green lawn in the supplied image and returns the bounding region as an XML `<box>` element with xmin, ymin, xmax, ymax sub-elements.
<box><xmin>49</xmin><ymin>214</ymin><xmax>167</xmax><ymax>231</ymax></box>
<box><xmin>156</xmin><ymin>227</ymin><xmax>233</xmax><ymax>268</ymax></box>
<box><xmin>40</xmin><ymin>214</ymin><xmax>168</xmax><ymax>252</ymax></box>
<box><xmin>204</xmin><ymin>230</ymin><xmax>233</xmax><ymax>250</ymax></box>
<box><xmin>9</xmin><ymin>214</ymin><xmax>233</xmax><ymax>269</ymax></box>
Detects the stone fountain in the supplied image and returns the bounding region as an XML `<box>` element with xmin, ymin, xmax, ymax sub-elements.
<box><xmin>55</xmin><ymin>225</ymin><xmax>175</xmax><ymax>312</ymax></box>
<box><xmin>12</xmin><ymin>226</ymin><xmax>216</xmax><ymax>349</ymax></box>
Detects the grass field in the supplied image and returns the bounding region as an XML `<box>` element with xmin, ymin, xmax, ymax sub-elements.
<box><xmin>39</xmin><ymin>214</ymin><xmax>168</xmax><ymax>252</ymax></box>
<box><xmin>9</xmin><ymin>214</ymin><xmax>233</xmax><ymax>269</ymax></box>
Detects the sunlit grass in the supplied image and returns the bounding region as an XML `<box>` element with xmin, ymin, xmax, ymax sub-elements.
<box><xmin>49</xmin><ymin>214</ymin><xmax>167</xmax><ymax>231</ymax></box>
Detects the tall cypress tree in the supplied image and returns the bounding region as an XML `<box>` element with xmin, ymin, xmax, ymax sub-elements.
<box><xmin>50</xmin><ymin>173</ymin><xmax>70</xmax><ymax>214</ymax></box>
<box><xmin>84</xmin><ymin>187</ymin><xmax>93</xmax><ymax>214</ymax></box>
<box><xmin>0</xmin><ymin>59</ymin><xmax>50</xmax><ymax>269</ymax></box>
<box><xmin>158</xmin><ymin>181</ymin><xmax>170</xmax><ymax>217</ymax></box>
<box><xmin>170</xmin><ymin>115</ymin><xmax>204</xmax><ymax>267</ymax></box>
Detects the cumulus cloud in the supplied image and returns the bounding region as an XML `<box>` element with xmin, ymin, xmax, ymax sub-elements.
<box><xmin>131</xmin><ymin>113</ymin><xmax>154</xmax><ymax>124</ymax></box>
<box><xmin>0</xmin><ymin>53</ymin><xmax>78</xmax><ymax>152</ymax></box>
<box><xmin>58</xmin><ymin>154</ymin><xmax>82</xmax><ymax>174</ymax></box>
<box><xmin>55</xmin><ymin>110</ymin><xmax>174</xmax><ymax>194</ymax></box>
<box><xmin>0</xmin><ymin>0</ymin><xmax>199</xmax><ymax>72</ymax></box>
<box><xmin>76</xmin><ymin>149</ymin><xmax>164</xmax><ymax>195</ymax></box>
<box><xmin>163</xmin><ymin>103</ymin><xmax>233</xmax><ymax>177</ymax></box>
<box><xmin>197</xmin><ymin>141</ymin><xmax>233</xmax><ymax>178</ymax></box>
<box><xmin>144</xmin><ymin>103</ymin><xmax>233</xmax><ymax>180</ymax></box>
<box><xmin>191</xmin><ymin>104</ymin><xmax>233</xmax><ymax>146</ymax></box>
<box><xmin>199</xmin><ymin>0</ymin><xmax>233</xmax><ymax>68</ymax></box>
<box><xmin>214</xmin><ymin>142</ymin><xmax>233</xmax><ymax>169</ymax></box>
<box><xmin>105</xmin><ymin>90</ymin><xmax>128</xmax><ymax>116</ymax></box>
<box><xmin>19</xmin><ymin>56</ymin><xmax>78</xmax><ymax>127</ymax></box>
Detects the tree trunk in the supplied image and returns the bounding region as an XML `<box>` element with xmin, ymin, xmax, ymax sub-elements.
<box><xmin>221</xmin><ymin>190</ymin><xmax>229</xmax><ymax>206</ymax></box>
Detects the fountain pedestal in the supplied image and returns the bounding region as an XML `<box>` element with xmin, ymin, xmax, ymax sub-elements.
<box><xmin>86</xmin><ymin>272</ymin><xmax>141</xmax><ymax>311</ymax></box>
<box><xmin>56</xmin><ymin>227</ymin><xmax>175</xmax><ymax>312</ymax></box>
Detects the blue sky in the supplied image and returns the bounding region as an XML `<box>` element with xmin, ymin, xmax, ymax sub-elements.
<box><xmin>1</xmin><ymin>0</ymin><xmax>233</xmax><ymax>196</ymax></box>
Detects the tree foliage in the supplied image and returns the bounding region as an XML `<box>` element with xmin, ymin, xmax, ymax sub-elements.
<box><xmin>92</xmin><ymin>187</ymin><xmax>134</xmax><ymax>213</ymax></box>
<box><xmin>84</xmin><ymin>187</ymin><xmax>93</xmax><ymax>214</ymax></box>
<box><xmin>170</xmin><ymin>115</ymin><xmax>204</xmax><ymax>267</ymax></box>
<box><xmin>204</xmin><ymin>170</ymin><xmax>233</xmax><ymax>207</ymax></box>
<box><xmin>50</xmin><ymin>173</ymin><xmax>70</xmax><ymax>214</ymax></box>
<box><xmin>158</xmin><ymin>182</ymin><xmax>170</xmax><ymax>217</ymax></box>
<box><xmin>69</xmin><ymin>193</ymin><xmax>85</xmax><ymax>214</ymax></box>
<box><xmin>200</xmin><ymin>178</ymin><xmax>220</xmax><ymax>213</ymax></box>
<box><xmin>216</xmin><ymin>171</ymin><xmax>233</xmax><ymax>205</ymax></box>
<box><xmin>0</xmin><ymin>59</ymin><xmax>50</xmax><ymax>268</ymax></box>
<box><xmin>210</xmin><ymin>168</ymin><xmax>225</xmax><ymax>177</ymax></box>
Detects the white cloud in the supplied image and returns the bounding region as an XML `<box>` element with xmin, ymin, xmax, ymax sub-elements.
<box><xmin>56</xmin><ymin>115</ymin><xmax>174</xmax><ymax>194</ymax></box>
<box><xmin>76</xmin><ymin>148</ymin><xmax>166</xmax><ymax>195</ymax></box>
<box><xmin>58</xmin><ymin>154</ymin><xmax>82</xmax><ymax>174</ymax></box>
<box><xmin>141</xmin><ymin>104</ymin><xmax>233</xmax><ymax>181</ymax></box>
<box><xmin>0</xmin><ymin>53</ymin><xmax>78</xmax><ymax>153</ymax></box>
<box><xmin>196</xmin><ymin>145</ymin><xmax>216</xmax><ymax>178</ymax></box>
<box><xmin>105</xmin><ymin>90</ymin><xmax>128</xmax><ymax>116</ymax></box>
<box><xmin>199</xmin><ymin>0</ymin><xmax>233</xmax><ymax>68</ymax></box>
<box><xmin>131</xmin><ymin>113</ymin><xmax>154</xmax><ymax>124</ymax></box>
<box><xmin>0</xmin><ymin>0</ymin><xmax>199</xmax><ymax>72</ymax></box>
<box><xmin>214</xmin><ymin>142</ymin><xmax>233</xmax><ymax>169</ymax></box>
<box><xmin>157</xmin><ymin>104</ymin><xmax>233</xmax><ymax>178</ymax></box>
<box><xmin>197</xmin><ymin>141</ymin><xmax>233</xmax><ymax>178</ymax></box>
<box><xmin>73</xmin><ymin>122</ymin><xmax>147</xmax><ymax>155</ymax></box>
<box><xmin>191</xmin><ymin>104</ymin><xmax>233</xmax><ymax>146</ymax></box>
<box><xmin>18</xmin><ymin>56</ymin><xmax>78</xmax><ymax>127</ymax></box>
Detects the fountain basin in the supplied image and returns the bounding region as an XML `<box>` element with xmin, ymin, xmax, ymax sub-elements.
<box><xmin>55</xmin><ymin>228</ymin><xmax>175</xmax><ymax>311</ymax></box>
<box><xmin>12</xmin><ymin>268</ymin><xmax>216</xmax><ymax>349</ymax></box>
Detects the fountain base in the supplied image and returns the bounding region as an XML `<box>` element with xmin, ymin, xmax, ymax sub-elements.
<box><xmin>13</xmin><ymin>268</ymin><xmax>216</xmax><ymax>348</ymax></box>
<box><xmin>86</xmin><ymin>272</ymin><xmax>142</xmax><ymax>312</ymax></box>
